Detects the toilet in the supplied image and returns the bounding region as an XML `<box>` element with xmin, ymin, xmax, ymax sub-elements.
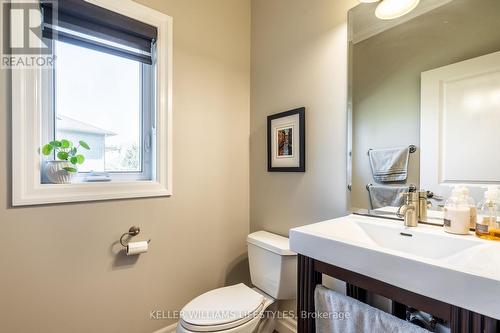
<box><xmin>177</xmin><ymin>231</ymin><xmax>297</xmax><ymax>333</ymax></box>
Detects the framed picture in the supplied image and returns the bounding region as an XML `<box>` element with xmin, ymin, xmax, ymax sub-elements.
<box><xmin>267</xmin><ymin>107</ymin><xmax>305</xmax><ymax>172</ymax></box>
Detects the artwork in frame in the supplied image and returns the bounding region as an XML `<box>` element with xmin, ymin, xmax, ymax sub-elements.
<box><xmin>267</xmin><ymin>107</ymin><xmax>305</xmax><ymax>172</ymax></box>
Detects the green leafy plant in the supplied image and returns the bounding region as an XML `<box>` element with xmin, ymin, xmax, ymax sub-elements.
<box><xmin>41</xmin><ymin>139</ymin><xmax>91</xmax><ymax>173</ymax></box>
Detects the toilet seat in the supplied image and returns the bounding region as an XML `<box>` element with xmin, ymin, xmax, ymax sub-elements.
<box><xmin>179</xmin><ymin>284</ymin><xmax>266</xmax><ymax>332</ymax></box>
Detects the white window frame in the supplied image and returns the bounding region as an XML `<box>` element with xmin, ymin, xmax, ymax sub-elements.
<box><xmin>11</xmin><ymin>0</ymin><xmax>173</xmax><ymax>206</ymax></box>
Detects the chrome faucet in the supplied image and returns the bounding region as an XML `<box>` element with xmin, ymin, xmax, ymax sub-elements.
<box><xmin>397</xmin><ymin>192</ymin><xmax>419</xmax><ymax>227</ymax></box>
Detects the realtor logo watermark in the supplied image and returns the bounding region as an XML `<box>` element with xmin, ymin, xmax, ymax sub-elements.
<box><xmin>149</xmin><ymin>309</ymin><xmax>351</xmax><ymax>321</ymax></box>
<box><xmin>2</xmin><ymin>0</ymin><xmax>56</xmax><ymax>68</ymax></box>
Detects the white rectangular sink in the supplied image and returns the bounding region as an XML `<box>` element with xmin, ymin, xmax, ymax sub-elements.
<box><xmin>290</xmin><ymin>214</ymin><xmax>500</xmax><ymax>319</ymax></box>
<box><xmin>355</xmin><ymin>219</ymin><xmax>479</xmax><ymax>260</ymax></box>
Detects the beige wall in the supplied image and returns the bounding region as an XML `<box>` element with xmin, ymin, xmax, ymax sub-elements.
<box><xmin>0</xmin><ymin>1</ymin><xmax>250</xmax><ymax>332</ymax></box>
<box><xmin>250</xmin><ymin>0</ymin><xmax>357</xmax><ymax>313</ymax></box>
<box><xmin>250</xmin><ymin>0</ymin><xmax>358</xmax><ymax>236</ymax></box>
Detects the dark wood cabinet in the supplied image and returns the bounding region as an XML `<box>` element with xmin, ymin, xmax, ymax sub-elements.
<box><xmin>297</xmin><ymin>254</ymin><xmax>499</xmax><ymax>333</ymax></box>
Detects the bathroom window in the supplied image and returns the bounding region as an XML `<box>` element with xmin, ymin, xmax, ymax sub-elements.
<box><xmin>42</xmin><ymin>39</ymin><xmax>154</xmax><ymax>181</ymax></box>
<box><xmin>11</xmin><ymin>0</ymin><xmax>173</xmax><ymax>205</ymax></box>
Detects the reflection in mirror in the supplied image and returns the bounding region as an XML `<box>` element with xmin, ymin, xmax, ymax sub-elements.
<box><xmin>347</xmin><ymin>0</ymin><xmax>500</xmax><ymax>224</ymax></box>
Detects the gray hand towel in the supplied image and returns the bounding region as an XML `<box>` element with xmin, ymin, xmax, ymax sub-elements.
<box><xmin>314</xmin><ymin>285</ymin><xmax>430</xmax><ymax>333</ymax></box>
<box><xmin>368</xmin><ymin>185</ymin><xmax>408</xmax><ymax>209</ymax></box>
<box><xmin>369</xmin><ymin>146</ymin><xmax>410</xmax><ymax>183</ymax></box>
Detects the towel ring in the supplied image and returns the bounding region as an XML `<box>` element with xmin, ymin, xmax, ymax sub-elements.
<box><xmin>119</xmin><ymin>226</ymin><xmax>151</xmax><ymax>248</ymax></box>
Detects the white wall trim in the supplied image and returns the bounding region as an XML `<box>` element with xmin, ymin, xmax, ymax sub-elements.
<box><xmin>11</xmin><ymin>0</ymin><xmax>173</xmax><ymax>206</ymax></box>
<box><xmin>152</xmin><ymin>322</ymin><xmax>177</xmax><ymax>333</ymax></box>
<box><xmin>150</xmin><ymin>318</ymin><xmax>296</xmax><ymax>333</ymax></box>
<box><xmin>275</xmin><ymin>317</ymin><xmax>297</xmax><ymax>333</ymax></box>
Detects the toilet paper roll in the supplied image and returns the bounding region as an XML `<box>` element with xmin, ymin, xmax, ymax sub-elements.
<box><xmin>126</xmin><ymin>241</ymin><xmax>149</xmax><ymax>256</ymax></box>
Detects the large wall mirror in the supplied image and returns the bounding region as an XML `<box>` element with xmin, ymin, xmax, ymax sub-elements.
<box><xmin>347</xmin><ymin>0</ymin><xmax>500</xmax><ymax>222</ymax></box>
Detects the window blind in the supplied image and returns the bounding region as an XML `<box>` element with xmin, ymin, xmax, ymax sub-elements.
<box><xmin>41</xmin><ymin>0</ymin><xmax>157</xmax><ymax>64</ymax></box>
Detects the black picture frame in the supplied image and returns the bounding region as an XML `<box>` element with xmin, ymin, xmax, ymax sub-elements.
<box><xmin>267</xmin><ymin>107</ymin><xmax>305</xmax><ymax>172</ymax></box>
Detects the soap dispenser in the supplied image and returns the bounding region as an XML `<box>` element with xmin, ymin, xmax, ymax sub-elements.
<box><xmin>443</xmin><ymin>185</ymin><xmax>472</xmax><ymax>235</ymax></box>
<box><xmin>461</xmin><ymin>186</ymin><xmax>477</xmax><ymax>229</ymax></box>
<box><xmin>476</xmin><ymin>186</ymin><xmax>500</xmax><ymax>241</ymax></box>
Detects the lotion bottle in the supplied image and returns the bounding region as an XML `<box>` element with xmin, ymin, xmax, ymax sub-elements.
<box><xmin>461</xmin><ymin>186</ymin><xmax>477</xmax><ymax>229</ymax></box>
<box><xmin>443</xmin><ymin>185</ymin><xmax>471</xmax><ymax>235</ymax></box>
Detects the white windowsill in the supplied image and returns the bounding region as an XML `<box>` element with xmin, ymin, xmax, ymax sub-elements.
<box><xmin>19</xmin><ymin>181</ymin><xmax>171</xmax><ymax>206</ymax></box>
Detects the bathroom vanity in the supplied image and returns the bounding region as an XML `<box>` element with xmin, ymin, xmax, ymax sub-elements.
<box><xmin>295</xmin><ymin>0</ymin><xmax>500</xmax><ymax>331</ymax></box>
<box><xmin>290</xmin><ymin>215</ymin><xmax>500</xmax><ymax>333</ymax></box>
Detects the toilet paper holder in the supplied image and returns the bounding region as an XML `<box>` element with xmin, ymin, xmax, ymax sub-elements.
<box><xmin>119</xmin><ymin>226</ymin><xmax>151</xmax><ymax>247</ymax></box>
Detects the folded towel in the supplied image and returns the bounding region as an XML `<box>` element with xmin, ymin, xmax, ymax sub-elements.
<box><xmin>314</xmin><ymin>285</ymin><xmax>430</xmax><ymax>333</ymax></box>
<box><xmin>368</xmin><ymin>185</ymin><xmax>408</xmax><ymax>209</ymax></box>
<box><xmin>369</xmin><ymin>147</ymin><xmax>410</xmax><ymax>183</ymax></box>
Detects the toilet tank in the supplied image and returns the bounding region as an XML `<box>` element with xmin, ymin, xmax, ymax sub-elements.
<box><xmin>247</xmin><ymin>231</ymin><xmax>297</xmax><ymax>300</ymax></box>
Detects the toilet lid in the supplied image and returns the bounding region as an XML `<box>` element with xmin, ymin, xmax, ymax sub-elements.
<box><xmin>180</xmin><ymin>283</ymin><xmax>265</xmax><ymax>330</ymax></box>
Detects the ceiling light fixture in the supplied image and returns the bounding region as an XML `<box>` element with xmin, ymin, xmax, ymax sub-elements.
<box><xmin>359</xmin><ymin>0</ymin><xmax>380</xmax><ymax>3</ymax></box>
<box><xmin>374</xmin><ymin>0</ymin><xmax>421</xmax><ymax>20</ymax></box>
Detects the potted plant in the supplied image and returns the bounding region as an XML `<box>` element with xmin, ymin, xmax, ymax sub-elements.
<box><xmin>41</xmin><ymin>139</ymin><xmax>90</xmax><ymax>184</ymax></box>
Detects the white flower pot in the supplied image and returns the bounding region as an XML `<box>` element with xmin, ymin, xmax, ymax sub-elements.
<box><xmin>44</xmin><ymin>160</ymin><xmax>74</xmax><ymax>184</ymax></box>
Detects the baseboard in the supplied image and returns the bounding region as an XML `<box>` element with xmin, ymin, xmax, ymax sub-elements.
<box><xmin>152</xmin><ymin>322</ymin><xmax>177</xmax><ymax>333</ymax></box>
<box><xmin>152</xmin><ymin>317</ymin><xmax>296</xmax><ymax>333</ymax></box>
<box><xmin>153</xmin><ymin>318</ymin><xmax>297</xmax><ymax>333</ymax></box>
<box><xmin>275</xmin><ymin>317</ymin><xmax>297</xmax><ymax>333</ymax></box>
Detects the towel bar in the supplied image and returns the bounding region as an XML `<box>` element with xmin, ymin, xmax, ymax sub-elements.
<box><xmin>366</xmin><ymin>184</ymin><xmax>417</xmax><ymax>192</ymax></box>
<box><xmin>367</xmin><ymin>145</ymin><xmax>417</xmax><ymax>155</ymax></box>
